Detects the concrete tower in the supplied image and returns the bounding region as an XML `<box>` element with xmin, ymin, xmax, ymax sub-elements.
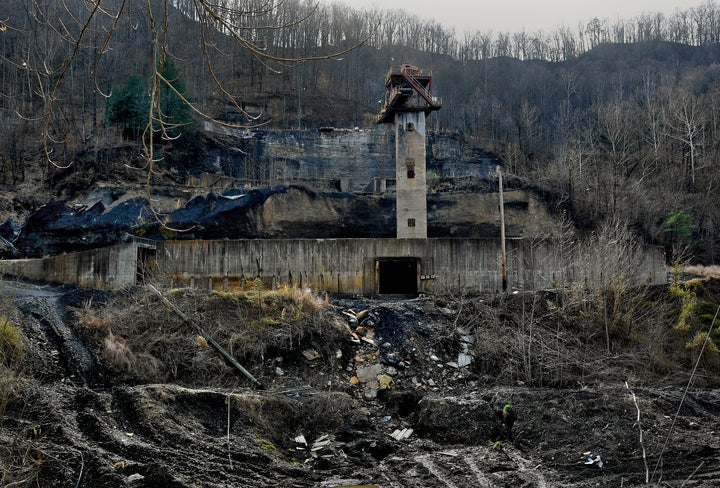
<box><xmin>377</xmin><ymin>65</ymin><xmax>441</xmax><ymax>238</ymax></box>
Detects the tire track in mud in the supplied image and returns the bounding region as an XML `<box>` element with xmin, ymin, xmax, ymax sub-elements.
<box><xmin>379</xmin><ymin>446</ymin><xmax>551</xmax><ymax>488</ymax></box>
<box><xmin>48</xmin><ymin>385</ymin><xmax>312</xmax><ymax>487</ymax></box>
<box><xmin>504</xmin><ymin>445</ymin><xmax>548</xmax><ymax>488</ymax></box>
<box><xmin>415</xmin><ymin>454</ymin><xmax>460</xmax><ymax>488</ymax></box>
<box><xmin>5</xmin><ymin>281</ymin><xmax>95</xmax><ymax>383</ymax></box>
<box><xmin>463</xmin><ymin>453</ymin><xmax>494</xmax><ymax>487</ymax></box>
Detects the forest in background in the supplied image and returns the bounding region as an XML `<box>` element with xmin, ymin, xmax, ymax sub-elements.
<box><xmin>1</xmin><ymin>0</ymin><xmax>720</xmax><ymax>262</ymax></box>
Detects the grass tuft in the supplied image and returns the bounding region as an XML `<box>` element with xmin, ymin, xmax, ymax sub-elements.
<box><xmin>0</xmin><ymin>316</ymin><xmax>25</xmax><ymax>369</ymax></box>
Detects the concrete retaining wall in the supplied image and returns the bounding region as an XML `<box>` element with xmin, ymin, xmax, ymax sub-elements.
<box><xmin>0</xmin><ymin>242</ymin><xmax>139</xmax><ymax>289</ymax></box>
<box><xmin>155</xmin><ymin>238</ymin><xmax>666</xmax><ymax>294</ymax></box>
<box><xmin>0</xmin><ymin>238</ymin><xmax>666</xmax><ymax>293</ymax></box>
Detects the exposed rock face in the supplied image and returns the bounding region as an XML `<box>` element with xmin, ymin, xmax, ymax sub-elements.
<box><xmin>8</xmin><ymin>183</ymin><xmax>559</xmax><ymax>257</ymax></box>
<box><xmin>3</xmin><ymin>128</ymin><xmax>560</xmax><ymax>258</ymax></box>
<box><xmin>202</xmin><ymin>125</ymin><xmax>501</xmax><ymax>191</ymax></box>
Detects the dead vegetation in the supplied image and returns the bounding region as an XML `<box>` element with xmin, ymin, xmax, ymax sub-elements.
<box><xmin>77</xmin><ymin>283</ymin><xmax>345</xmax><ymax>385</ymax></box>
<box><xmin>436</xmin><ymin>279</ymin><xmax>719</xmax><ymax>389</ymax></box>
<box><xmin>1</xmin><ymin>276</ymin><xmax>719</xmax><ymax>486</ymax></box>
<box><xmin>71</xmin><ymin>274</ymin><xmax>720</xmax><ymax>391</ymax></box>
<box><xmin>0</xmin><ymin>300</ymin><xmax>37</xmax><ymax>487</ymax></box>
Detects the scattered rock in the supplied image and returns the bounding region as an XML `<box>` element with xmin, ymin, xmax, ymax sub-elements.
<box><xmin>457</xmin><ymin>353</ymin><xmax>472</xmax><ymax>368</ymax></box>
<box><xmin>126</xmin><ymin>473</ymin><xmax>145</xmax><ymax>484</ymax></box>
<box><xmin>378</xmin><ymin>374</ymin><xmax>394</xmax><ymax>390</ymax></box>
<box><xmin>302</xmin><ymin>349</ymin><xmax>321</xmax><ymax>361</ymax></box>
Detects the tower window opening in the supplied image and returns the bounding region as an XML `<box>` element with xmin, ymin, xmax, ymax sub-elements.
<box><xmin>406</xmin><ymin>122</ymin><xmax>415</xmax><ymax>131</ymax></box>
<box><xmin>408</xmin><ymin>218</ymin><xmax>416</xmax><ymax>227</ymax></box>
<box><xmin>406</xmin><ymin>158</ymin><xmax>415</xmax><ymax>179</ymax></box>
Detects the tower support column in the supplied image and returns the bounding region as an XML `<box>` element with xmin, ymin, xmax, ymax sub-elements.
<box><xmin>395</xmin><ymin>111</ymin><xmax>427</xmax><ymax>238</ymax></box>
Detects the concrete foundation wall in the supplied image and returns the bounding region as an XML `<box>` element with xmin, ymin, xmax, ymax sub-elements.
<box><xmin>0</xmin><ymin>238</ymin><xmax>666</xmax><ymax>293</ymax></box>
<box><xmin>155</xmin><ymin>238</ymin><xmax>666</xmax><ymax>294</ymax></box>
<box><xmin>0</xmin><ymin>242</ymin><xmax>139</xmax><ymax>289</ymax></box>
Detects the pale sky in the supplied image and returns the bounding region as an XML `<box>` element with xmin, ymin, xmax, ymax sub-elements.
<box><xmin>331</xmin><ymin>1</ymin><xmax>706</xmax><ymax>34</ymax></box>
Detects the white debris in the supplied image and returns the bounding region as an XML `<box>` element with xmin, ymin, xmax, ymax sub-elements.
<box><xmin>126</xmin><ymin>473</ymin><xmax>145</xmax><ymax>484</ymax></box>
<box><xmin>584</xmin><ymin>454</ymin><xmax>604</xmax><ymax>468</ymax></box>
<box><xmin>390</xmin><ymin>428</ymin><xmax>414</xmax><ymax>440</ymax></box>
<box><xmin>457</xmin><ymin>353</ymin><xmax>473</xmax><ymax>368</ymax></box>
<box><xmin>312</xmin><ymin>434</ymin><xmax>332</xmax><ymax>451</ymax></box>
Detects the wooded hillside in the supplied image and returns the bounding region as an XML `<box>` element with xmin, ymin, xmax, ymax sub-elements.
<box><xmin>2</xmin><ymin>0</ymin><xmax>720</xmax><ymax>261</ymax></box>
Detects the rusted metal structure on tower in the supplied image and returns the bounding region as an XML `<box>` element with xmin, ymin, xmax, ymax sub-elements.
<box><xmin>377</xmin><ymin>65</ymin><xmax>442</xmax><ymax>123</ymax></box>
<box><xmin>377</xmin><ymin>65</ymin><xmax>442</xmax><ymax>239</ymax></box>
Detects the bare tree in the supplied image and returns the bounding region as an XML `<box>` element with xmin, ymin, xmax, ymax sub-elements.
<box><xmin>6</xmin><ymin>0</ymin><xmax>367</xmax><ymax>225</ymax></box>
<box><xmin>664</xmin><ymin>88</ymin><xmax>705</xmax><ymax>188</ymax></box>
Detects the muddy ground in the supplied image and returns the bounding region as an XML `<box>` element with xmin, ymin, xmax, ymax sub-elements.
<box><xmin>1</xmin><ymin>279</ymin><xmax>720</xmax><ymax>487</ymax></box>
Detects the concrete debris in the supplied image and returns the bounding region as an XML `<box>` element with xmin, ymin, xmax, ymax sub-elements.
<box><xmin>584</xmin><ymin>453</ymin><xmax>604</xmax><ymax>468</ymax></box>
<box><xmin>356</xmin><ymin>364</ymin><xmax>382</xmax><ymax>383</ymax></box>
<box><xmin>430</xmin><ymin>354</ymin><xmax>440</xmax><ymax>361</ymax></box>
<box><xmin>126</xmin><ymin>473</ymin><xmax>145</xmax><ymax>484</ymax></box>
<box><xmin>439</xmin><ymin>307</ymin><xmax>456</xmax><ymax>316</ymax></box>
<box><xmin>275</xmin><ymin>366</ymin><xmax>285</xmax><ymax>376</ymax></box>
<box><xmin>457</xmin><ymin>353</ymin><xmax>472</xmax><ymax>368</ymax></box>
<box><xmin>302</xmin><ymin>349</ymin><xmax>321</xmax><ymax>361</ymax></box>
<box><xmin>311</xmin><ymin>435</ymin><xmax>332</xmax><ymax>451</ymax></box>
<box><xmin>335</xmin><ymin>349</ymin><xmax>343</xmax><ymax>359</ymax></box>
<box><xmin>390</xmin><ymin>428</ymin><xmax>414</xmax><ymax>441</ymax></box>
<box><xmin>294</xmin><ymin>435</ymin><xmax>308</xmax><ymax>446</ymax></box>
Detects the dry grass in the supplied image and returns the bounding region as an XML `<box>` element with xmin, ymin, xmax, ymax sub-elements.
<box><xmin>0</xmin><ymin>302</ymin><xmax>40</xmax><ymax>487</ymax></box>
<box><xmin>441</xmin><ymin>283</ymin><xmax>694</xmax><ymax>388</ymax></box>
<box><xmin>78</xmin><ymin>283</ymin><xmax>343</xmax><ymax>384</ymax></box>
<box><xmin>681</xmin><ymin>265</ymin><xmax>720</xmax><ymax>277</ymax></box>
<box><xmin>75</xmin><ymin>300</ymin><xmax>110</xmax><ymax>330</ymax></box>
<box><xmin>0</xmin><ymin>316</ymin><xmax>25</xmax><ymax>369</ymax></box>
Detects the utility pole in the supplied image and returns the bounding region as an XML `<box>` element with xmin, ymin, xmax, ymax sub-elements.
<box><xmin>497</xmin><ymin>166</ymin><xmax>507</xmax><ymax>292</ymax></box>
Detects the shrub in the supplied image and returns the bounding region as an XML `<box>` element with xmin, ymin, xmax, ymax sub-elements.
<box><xmin>83</xmin><ymin>284</ymin><xmax>340</xmax><ymax>384</ymax></box>
<box><xmin>0</xmin><ymin>316</ymin><xmax>25</xmax><ymax>369</ymax></box>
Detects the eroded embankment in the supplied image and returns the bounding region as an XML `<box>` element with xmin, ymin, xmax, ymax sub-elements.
<box><xmin>1</xmin><ymin>280</ymin><xmax>720</xmax><ymax>487</ymax></box>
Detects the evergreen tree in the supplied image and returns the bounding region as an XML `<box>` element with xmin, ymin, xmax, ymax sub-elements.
<box><xmin>107</xmin><ymin>74</ymin><xmax>149</xmax><ymax>140</ymax></box>
<box><xmin>157</xmin><ymin>59</ymin><xmax>194</xmax><ymax>138</ymax></box>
